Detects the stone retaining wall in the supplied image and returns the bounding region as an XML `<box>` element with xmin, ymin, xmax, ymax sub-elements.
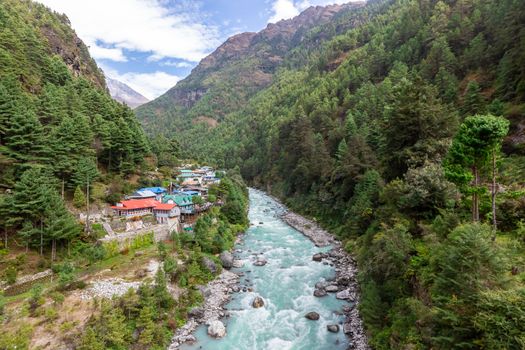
<box><xmin>2</xmin><ymin>269</ymin><xmax>53</xmax><ymax>296</ymax></box>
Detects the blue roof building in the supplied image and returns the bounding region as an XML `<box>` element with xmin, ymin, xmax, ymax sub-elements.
<box><xmin>138</xmin><ymin>187</ymin><xmax>167</xmax><ymax>194</ymax></box>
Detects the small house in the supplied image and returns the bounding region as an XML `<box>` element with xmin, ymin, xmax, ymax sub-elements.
<box><xmin>163</xmin><ymin>194</ymin><xmax>194</xmax><ymax>215</ymax></box>
<box><xmin>137</xmin><ymin>187</ymin><xmax>167</xmax><ymax>201</ymax></box>
<box><xmin>153</xmin><ymin>203</ymin><xmax>180</xmax><ymax>224</ymax></box>
<box><xmin>128</xmin><ymin>190</ymin><xmax>157</xmax><ymax>200</ymax></box>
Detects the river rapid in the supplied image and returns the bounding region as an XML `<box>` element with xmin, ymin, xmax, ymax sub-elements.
<box><xmin>180</xmin><ymin>189</ymin><xmax>354</xmax><ymax>350</ymax></box>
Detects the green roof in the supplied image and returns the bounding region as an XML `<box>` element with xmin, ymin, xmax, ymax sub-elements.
<box><xmin>163</xmin><ymin>194</ymin><xmax>193</xmax><ymax>206</ymax></box>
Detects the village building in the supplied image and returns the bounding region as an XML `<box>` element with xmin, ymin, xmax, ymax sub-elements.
<box><xmin>128</xmin><ymin>190</ymin><xmax>157</xmax><ymax>200</ymax></box>
<box><xmin>111</xmin><ymin>198</ymin><xmax>160</xmax><ymax>217</ymax></box>
<box><xmin>111</xmin><ymin>198</ymin><xmax>180</xmax><ymax>224</ymax></box>
<box><xmin>138</xmin><ymin>187</ymin><xmax>167</xmax><ymax>200</ymax></box>
<box><xmin>153</xmin><ymin>203</ymin><xmax>180</xmax><ymax>224</ymax></box>
<box><xmin>163</xmin><ymin>194</ymin><xmax>194</xmax><ymax>215</ymax></box>
<box><xmin>181</xmin><ymin>177</ymin><xmax>203</xmax><ymax>187</ymax></box>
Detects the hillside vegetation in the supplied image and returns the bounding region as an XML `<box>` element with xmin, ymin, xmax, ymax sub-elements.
<box><xmin>143</xmin><ymin>0</ymin><xmax>525</xmax><ymax>348</ymax></box>
<box><xmin>0</xmin><ymin>0</ymin><xmax>149</xmax><ymax>260</ymax></box>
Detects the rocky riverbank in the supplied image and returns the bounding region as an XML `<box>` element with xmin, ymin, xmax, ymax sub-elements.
<box><xmin>281</xmin><ymin>210</ymin><xmax>369</xmax><ymax>350</ymax></box>
<box><xmin>168</xmin><ymin>269</ymin><xmax>240</xmax><ymax>349</ymax></box>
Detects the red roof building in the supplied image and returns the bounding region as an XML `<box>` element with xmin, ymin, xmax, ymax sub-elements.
<box><xmin>111</xmin><ymin>199</ymin><xmax>180</xmax><ymax>223</ymax></box>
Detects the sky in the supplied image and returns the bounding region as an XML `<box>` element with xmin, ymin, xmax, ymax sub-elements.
<box><xmin>36</xmin><ymin>0</ymin><xmax>353</xmax><ymax>100</ymax></box>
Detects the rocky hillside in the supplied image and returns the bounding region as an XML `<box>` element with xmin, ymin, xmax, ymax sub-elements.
<box><xmin>0</xmin><ymin>0</ymin><xmax>106</xmax><ymax>91</ymax></box>
<box><xmin>106</xmin><ymin>77</ymin><xmax>149</xmax><ymax>109</ymax></box>
<box><xmin>135</xmin><ymin>2</ymin><xmax>365</xmax><ymax>135</ymax></box>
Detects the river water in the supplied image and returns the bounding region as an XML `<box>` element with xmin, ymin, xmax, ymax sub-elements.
<box><xmin>181</xmin><ymin>189</ymin><xmax>350</xmax><ymax>350</ymax></box>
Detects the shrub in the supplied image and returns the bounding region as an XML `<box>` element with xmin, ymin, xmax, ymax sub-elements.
<box><xmin>0</xmin><ymin>292</ymin><xmax>5</xmax><ymax>316</ymax></box>
<box><xmin>84</xmin><ymin>244</ymin><xmax>107</xmax><ymax>263</ymax></box>
<box><xmin>103</xmin><ymin>241</ymin><xmax>120</xmax><ymax>258</ymax></box>
<box><xmin>29</xmin><ymin>284</ymin><xmax>44</xmax><ymax>314</ymax></box>
<box><xmin>4</xmin><ymin>266</ymin><xmax>17</xmax><ymax>285</ymax></box>
<box><xmin>50</xmin><ymin>291</ymin><xmax>65</xmax><ymax>305</ymax></box>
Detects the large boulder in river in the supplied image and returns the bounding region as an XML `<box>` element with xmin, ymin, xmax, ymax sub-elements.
<box><xmin>207</xmin><ymin>320</ymin><xmax>226</xmax><ymax>338</ymax></box>
<box><xmin>201</xmin><ymin>256</ymin><xmax>218</xmax><ymax>274</ymax></box>
<box><xmin>312</xmin><ymin>253</ymin><xmax>324</xmax><ymax>262</ymax></box>
<box><xmin>252</xmin><ymin>296</ymin><xmax>265</xmax><ymax>308</ymax></box>
<box><xmin>313</xmin><ymin>288</ymin><xmax>327</xmax><ymax>297</ymax></box>
<box><xmin>219</xmin><ymin>251</ymin><xmax>234</xmax><ymax>269</ymax></box>
<box><xmin>327</xmin><ymin>324</ymin><xmax>340</xmax><ymax>333</ymax></box>
<box><xmin>325</xmin><ymin>284</ymin><xmax>339</xmax><ymax>293</ymax></box>
<box><xmin>305</xmin><ymin>312</ymin><xmax>320</xmax><ymax>320</ymax></box>
<box><xmin>253</xmin><ymin>257</ymin><xmax>267</xmax><ymax>266</ymax></box>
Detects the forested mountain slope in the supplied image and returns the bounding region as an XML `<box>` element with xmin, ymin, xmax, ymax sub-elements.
<box><xmin>0</xmin><ymin>0</ymin><xmax>149</xmax><ymax>256</ymax></box>
<box><xmin>144</xmin><ymin>0</ymin><xmax>525</xmax><ymax>348</ymax></box>
<box><xmin>135</xmin><ymin>1</ymin><xmax>367</xmax><ymax>136</ymax></box>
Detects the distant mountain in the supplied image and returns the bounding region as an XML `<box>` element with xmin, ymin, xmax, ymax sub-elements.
<box><xmin>106</xmin><ymin>77</ymin><xmax>149</xmax><ymax>109</ymax></box>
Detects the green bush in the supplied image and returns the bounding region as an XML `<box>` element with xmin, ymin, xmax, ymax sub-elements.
<box><xmin>4</xmin><ymin>266</ymin><xmax>17</xmax><ymax>285</ymax></box>
<box><xmin>83</xmin><ymin>244</ymin><xmax>107</xmax><ymax>263</ymax></box>
<box><xmin>103</xmin><ymin>241</ymin><xmax>120</xmax><ymax>258</ymax></box>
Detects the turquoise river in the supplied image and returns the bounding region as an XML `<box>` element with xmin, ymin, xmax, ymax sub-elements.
<box><xmin>181</xmin><ymin>189</ymin><xmax>350</xmax><ymax>350</ymax></box>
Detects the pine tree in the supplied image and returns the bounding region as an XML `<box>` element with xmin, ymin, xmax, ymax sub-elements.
<box><xmin>383</xmin><ymin>78</ymin><xmax>457</xmax><ymax>179</ymax></box>
<box><xmin>154</xmin><ymin>268</ymin><xmax>173</xmax><ymax>310</ymax></box>
<box><xmin>4</xmin><ymin>108</ymin><xmax>45</xmax><ymax>168</ymax></box>
<box><xmin>77</xmin><ymin>327</ymin><xmax>105</xmax><ymax>350</ymax></box>
<box><xmin>73</xmin><ymin>186</ymin><xmax>86</xmax><ymax>209</ymax></box>
<box><xmin>45</xmin><ymin>190</ymin><xmax>80</xmax><ymax>260</ymax></box>
<box><xmin>462</xmin><ymin>81</ymin><xmax>486</xmax><ymax>116</ymax></box>
<box><xmin>445</xmin><ymin>114</ymin><xmax>510</xmax><ymax>223</ymax></box>
<box><xmin>72</xmin><ymin>157</ymin><xmax>99</xmax><ymax>192</ymax></box>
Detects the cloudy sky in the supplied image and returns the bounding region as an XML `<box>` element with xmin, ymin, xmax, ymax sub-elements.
<box><xmin>36</xmin><ymin>0</ymin><xmax>352</xmax><ymax>100</ymax></box>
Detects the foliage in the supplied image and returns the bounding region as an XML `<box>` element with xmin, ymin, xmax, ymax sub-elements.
<box><xmin>78</xmin><ymin>268</ymin><xmax>177</xmax><ymax>350</ymax></box>
<box><xmin>0</xmin><ymin>0</ymin><xmax>150</xmax><ymax>257</ymax></box>
<box><xmin>133</xmin><ymin>0</ymin><xmax>525</xmax><ymax>347</ymax></box>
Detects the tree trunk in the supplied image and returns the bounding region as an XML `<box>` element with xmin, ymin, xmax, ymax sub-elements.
<box><xmin>61</xmin><ymin>178</ymin><xmax>65</xmax><ymax>200</ymax></box>
<box><xmin>40</xmin><ymin>220</ymin><xmax>43</xmax><ymax>256</ymax></box>
<box><xmin>85</xmin><ymin>175</ymin><xmax>90</xmax><ymax>234</ymax></box>
<box><xmin>4</xmin><ymin>226</ymin><xmax>7</xmax><ymax>249</ymax></box>
<box><xmin>491</xmin><ymin>150</ymin><xmax>498</xmax><ymax>240</ymax></box>
<box><xmin>472</xmin><ymin>165</ymin><xmax>480</xmax><ymax>222</ymax></box>
<box><xmin>51</xmin><ymin>239</ymin><xmax>56</xmax><ymax>261</ymax></box>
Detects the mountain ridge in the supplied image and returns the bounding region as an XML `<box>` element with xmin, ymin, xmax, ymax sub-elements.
<box><xmin>135</xmin><ymin>2</ymin><xmax>366</xmax><ymax>133</ymax></box>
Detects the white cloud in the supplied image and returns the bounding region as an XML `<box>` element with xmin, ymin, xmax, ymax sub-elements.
<box><xmin>89</xmin><ymin>44</ymin><xmax>127</xmax><ymax>62</ymax></box>
<box><xmin>161</xmin><ymin>60</ymin><xmax>194</xmax><ymax>68</ymax></box>
<box><xmin>269</xmin><ymin>0</ymin><xmax>300</xmax><ymax>23</ymax></box>
<box><xmin>36</xmin><ymin>0</ymin><xmax>220</xmax><ymax>62</ymax></box>
<box><xmin>102</xmin><ymin>65</ymin><xmax>181</xmax><ymax>100</ymax></box>
<box><xmin>268</xmin><ymin>0</ymin><xmax>355</xmax><ymax>23</ymax></box>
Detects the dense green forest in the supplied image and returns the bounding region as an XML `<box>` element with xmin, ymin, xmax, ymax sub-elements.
<box><xmin>140</xmin><ymin>0</ymin><xmax>525</xmax><ymax>348</ymax></box>
<box><xmin>0</xmin><ymin>0</ymin><xmax>149</xmax><ymax>258</ymax></box>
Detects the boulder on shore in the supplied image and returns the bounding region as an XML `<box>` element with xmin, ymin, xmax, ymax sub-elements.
<box><xmin>305</xmin><ymin>312</ymin><xmax>320</xmax><ymax>320</ymax></box>
<box><xmin>207</xmin><ymin>320</ymin><xmax>226</xmax><ymax>338</ymax></box>
<box><xmin>252</xmin><ymin>296</ymin><xmax>265</xmax><ymax>308</ymax></box>
<box><xmin>219</xmin><ymin>251</ymin><xmax>234</xmax><ymax>269</ymax></box>
<box><xmin>188</xmin><ymin>307</ymin><xmax>205</xmax><ymax>319</ymax></box>
<box><xmin>327</xmin><ymin>324</ymin><xmax>340</xmax><ymax>333</ymax></box>
<box><xmin>336</xmin><ymin>289</ymin><xmax>352</xmax><ymax>300</ymax></box>
<box><xmin>202</xmin><ymin>257</ymin><xmax>219</xmax><ymax>274</ymax></box>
